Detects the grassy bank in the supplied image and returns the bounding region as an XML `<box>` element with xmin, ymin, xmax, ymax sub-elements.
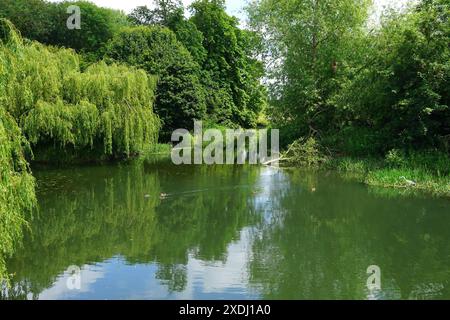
<box><xmin>330</xmin><ymin>152</ymin><xmax>450</xmax><ymax>198</ymax></box>
<box><xmin>281</xmin><ymin>138</ymin><xmax>450</xmax><ymax>198</ymax></box>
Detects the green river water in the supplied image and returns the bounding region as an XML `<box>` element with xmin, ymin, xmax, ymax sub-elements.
<box><xmin>3</xmin><ymin>158</ymin><xmax>449</xmax><ymax>299</ymax></box>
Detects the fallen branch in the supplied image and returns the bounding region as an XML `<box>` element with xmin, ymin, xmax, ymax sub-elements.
<box><xmin>262</xmin><ymin>156</ymin><xmax>292</xmax><ymax>165</ymax></box>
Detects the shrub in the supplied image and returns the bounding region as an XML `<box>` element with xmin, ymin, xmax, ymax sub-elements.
<box><xmin>385</xmin><ymin>149</ymin><xmax>407</xmax><ymax>168</ymax></box>
<box><xmin>283</xmin><ymin>137</ymin><xmax>329</xmax><ymax>168</ymax></box>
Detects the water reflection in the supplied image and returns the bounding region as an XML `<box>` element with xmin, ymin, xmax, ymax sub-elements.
<box><xmin>2</xmin><ymin>161</ymin><xmax>449</xmax><ymax>300</ymax></box>
<box><xmin>249</xmin><ymin>169</ymin><xmax>450</xmax><ymax>300</ymax></box>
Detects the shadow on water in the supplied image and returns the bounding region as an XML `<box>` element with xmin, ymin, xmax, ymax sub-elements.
<box><xmin>2</xmin><ymin>160</ymin><xmax>449</xmax><ymax>299</ymax></box>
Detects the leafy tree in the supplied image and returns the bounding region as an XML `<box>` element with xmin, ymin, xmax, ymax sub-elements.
<box><xmin>0</xmin><ymin>0</ymin><xmax>57</xmax><ymax>44</ymax></box>
<box><xmin>51</xmin><ymin>1</ymin><xmax>130</xmax><ymax>56</ymax></box>
<box><xmin>106</xmin><ymin>26</ymin><xmax>207</xmax><ymax>137</ymax></box>
<box><xmin>333</xmin><ymin>0</ymin><xmax>450</xmax><ymax>153</ymax></box>
<box><xmin>129</xmin><ymin>0</ymin><xmax>183</xmax><ymax>26</ymax></box>
<box><xmin>247</xmin><ymin>0</ymin><xmax>372</xmax><ymax>143</ymax></box>
<box><xmin>191</xmin><ymin>0</ymin><xmax>266</xmax><ymax>127</ymax></box>
<box><xmin>248</xmin><ymin>0</ymin><xmax>449</xmax><ymax>155</ymax></box>
<box><xmin>129</xmin><ymin>1</ymin><xmax>207</xmax><ymax>65</ymax></box>
<box><xmin>0</xmin><ymin>19</ymin><xmax>36</xmax><ymax>282</ymax></box>
<box><xmin>129</xmin><ymin>6</ymin><xmax>155</xmax><ymax>25</ymax></box>
<box><xmin>1</xmin><ymin>20</ymin><xmax>160</xmax><ymax>160</ymax></box>
<box><xmin>0</xmin><ymin>0</ymin><xmax>130</xmax><ymax>58</ymax></box>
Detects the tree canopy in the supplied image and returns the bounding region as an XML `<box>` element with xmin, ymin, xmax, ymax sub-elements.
<box><xmin>0</xmin><ymin>0</ymin><xmax>131</xmax><ymax>59</ymax></box>
<box><xmin>248</xmin><ymin>0</ymin><xmax>449</xmax><ymax>154</ymax></box>
<box><xmin>106</xmin><ymin>26</ymin><xmax>207</xmax><ymax>137</ymax></box>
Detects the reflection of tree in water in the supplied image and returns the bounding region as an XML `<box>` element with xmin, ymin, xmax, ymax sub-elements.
<box><xmin>145</xmin><ymin>162</ymin><xmax>260</xmax><ymax>292</ymax></box>
<box><xmin>249</xmin><ymin>170</ymin><xmax>450</xmax><ymax>299</ymax></box>
<box><xmin>155</xmin><ymin>264</ymin><xmax>187</xmax><ymax>293</ymax></box>
<box><xmin>2</xmin><ymin>161</ymin><xmax>259</xmax><ymax>299</ymax></box>
<box><xmin>3</xmin><ymin>164</ymin><xmax>447</xmax><ymax>300</ymax></box>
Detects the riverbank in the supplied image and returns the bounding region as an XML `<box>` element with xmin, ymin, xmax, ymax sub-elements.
<box><xmin>329</xmin><ymin>153</ymin><xmax>450</xmax><ymax>199</ymax></box>
<box><xmin>280</xmin><ymin>138</ymin><xmax>450</xmax><ymax>198</ymax></box>
<box><xmin>144</xmin><ymin>141</ymin><xmax>450</xmax><ymax>199</ymax></box>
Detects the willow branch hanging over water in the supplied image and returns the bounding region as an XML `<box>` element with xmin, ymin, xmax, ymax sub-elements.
<box><xmin>0</xmin><ymin>19</ymin><xmax>36</xmax><ymax>282</ymax></box>
<box><xmin>0</xmin><ymin>107</ymin><xmax>36</xmax><ymax>282</ymax></box>
<box><xmin>0</xmin><ymin>18</ymin><xmax>161</xmax><ymax>281</ymax></box>
<box><xmin>0</xmin><ymin>18</ymin><xmax>161</xmax><ymax>161</ymax></box>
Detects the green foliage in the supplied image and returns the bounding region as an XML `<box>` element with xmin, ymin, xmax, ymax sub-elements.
<box><xmin>337</xmin><ymin>0</ymin><xmax>450</xmax><ymax>152</ymax></box>
<box><xmin>336</xmin><ymin>158</ymin><xmax>369</xmax><ymax>175</ymax></box>
<box><xmin>330</xmin><ymin>151</ymin><xmax>450</xmax><ymax>198</ymax></box>
<box><xmin>321</xmin><ymin>126</ymin><xmax>383</xmax><ymax>156</ymax></box>
<box><xmin>0</xmin><ymin>18</ymin><xmax>34</xmax><ymax>281</ymax></box>
<box><xmin>365</xmin><ymin>167</ymin><xmax>450</xmax><ymax>197</ymax></box>
<box><xmin>248</xmin><ymin>0</ymin><xmax>372</xmax><ymax>140</ymax></box>
<box><xmin>129</xmin><ymin>0</ymin><xmax>183</xmax><ymax>26</ymax></box>
<box><xmin>405</xmin><ymin>149</ymin><xmax>450</xmax><ymax>177</ymax></box>
<box><xmin>282</xmin><ymin>137</ymin><xmax>329</xmax><ymax>168</ymax></box>
<box><xmin>0</xmin><ymin>0</ymin><xmax>56</xmax><ymax>44</ymax></box>
<box><xmin>249</xmin><ymin>0</ymin><xmax>449</xmax><ymax>158</ymax></box>
<box><xmin>0</xmin><ymin>19</ymin><xmax>160</xmax><ymax>159</ymax></box>
<box><xmin>0</xmin><ymin>17</ymin><xmax>21</xmax><ymax>48</ymax></box>
<box><xmin>0</xmin><ymin>107</ymin><xmax>36</xmax><ymax>281</ymax></box>
<box><xmin>385</xmin><ymin>149</ymin><xmax>407</xmax><ymax>168</ymax></box>
<box><xmin>52</xmin><ymin>1</ymin><xmax>131</xmax><ymax>55</ymax></box>
<box><xmin>191</xmin><ymin>0</ymin><xmax>266</xmax><ymax>127</ymax></box>
<box><xmin>23</xmin><ymin>100</ymin><xmax>99</xmax><ymax>148</ymax></box>
<box><xmin>129</xmin><ymin>1</ymin><xmax>208</xmax><ymax>64</ymax></box>
<box><xmin>106</xmin><ymin>26</ymin><xmax>206</xmax><ymax>137</ymax></box>
<box><xmin>0</xmin><ymin>0</ymin><xmax>131</xmax><ymax>58</ymax></box>
<box><xmin>127</xmin><ymin>0</ymin><xmax>267</xmax><ymax>129</ymax></box>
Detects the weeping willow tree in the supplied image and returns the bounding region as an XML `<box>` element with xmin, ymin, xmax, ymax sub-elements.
<box><xmin>0</xmin><ymin>18</ymin><xmax>160</xmax><ymax>161</ymax></box>
<box><xmin>0</xmin><ymin>19</ymin><xmax>36</xmax><ymax>282</ymax></box>
<box><xmin>0</xmin><ymin>18</ymin><xmax>160</xmax><ymax>282</ymax></box>
<box><xmin>0</xmin><ymin>108</ymin><xmax>36</xmax><ymax>283</ymax></box>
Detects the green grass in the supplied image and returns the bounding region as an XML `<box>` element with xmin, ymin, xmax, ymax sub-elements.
<box><xmin>330</xmin><ymin>152</ymin><xmax>450</xmax><ymax>198</ymax></box>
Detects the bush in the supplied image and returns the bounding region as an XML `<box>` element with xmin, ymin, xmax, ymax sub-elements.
<box><xmin>385</xmin><ymin>149</ymin><xmax>407</xmax><ymax>168</ymax></box>
<box><xmin>282</xmin><ymin>137</ymin><xmax>329</xmax><ymax>168</ymax></box>
<box><xmin>336</xmin><ymin>158</ymin><xmax>369</xmax><ymax>174</ymax></box>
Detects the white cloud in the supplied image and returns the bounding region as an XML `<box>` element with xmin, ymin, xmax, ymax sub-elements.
<box><xmin>37</xmin><ymin>264</ymin><xmax>105</xmax><ymax>300</ymax></box>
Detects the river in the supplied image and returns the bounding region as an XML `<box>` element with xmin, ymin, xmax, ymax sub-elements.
<box><xmin>3</xmin><ymin>158</ymin><xmax>449</xmax><ymax>299</ymax></box>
